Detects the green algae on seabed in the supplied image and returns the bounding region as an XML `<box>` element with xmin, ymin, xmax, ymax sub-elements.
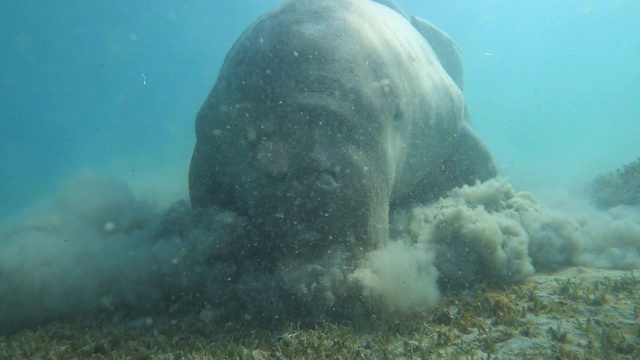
<box><xmin>589</xmin><ymin>157</ymin><xmax>640</xmax><ymax>209</ymax></box>
<box><xmin>1</xmin><ymin>267</ymin><xmax>638</xmax><ymax>360</ymax></box>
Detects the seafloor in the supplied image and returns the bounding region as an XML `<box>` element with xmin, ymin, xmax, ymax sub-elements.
<box><xmin>1</xmin><ymin>267</ymin><xmax>638</xmax><ymax>359</ymax></box>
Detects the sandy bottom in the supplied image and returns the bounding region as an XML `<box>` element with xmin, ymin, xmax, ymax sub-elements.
<box><xmin>1</xmin><ymin>266</ymin><xmax>637</xmax><ymax>359</ymax></box>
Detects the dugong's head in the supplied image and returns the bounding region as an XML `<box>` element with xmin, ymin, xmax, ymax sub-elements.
<box><xmin>189</xmin><ymin>0</ymin><xmax>492</xmax><ymax>260</ymax></box>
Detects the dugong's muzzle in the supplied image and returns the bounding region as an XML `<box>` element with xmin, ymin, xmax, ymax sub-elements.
<box><xmin>189</xmin><ymin>96</ymin><xmax>392</xmax><ymax>261</ymax></box>
<box><xmin>245</xmin><ymin>118</ymin><xmax>390</xmax><ymax>260</ymax></box>
<box><xmin>249</xmin><ymin>172</ymin><xmax>370</xmax><ymax>260</ymax></box>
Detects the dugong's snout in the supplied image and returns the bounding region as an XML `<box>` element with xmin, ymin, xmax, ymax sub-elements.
<box><xmin>248</xmin><ymin>150</ymin><xmax>381</xmax><ymax>260</ymax></box>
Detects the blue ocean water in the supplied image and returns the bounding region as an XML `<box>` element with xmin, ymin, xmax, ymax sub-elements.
<box><xmin>413</xmin><ymin>0</ymin><xmax>640</xmax><ymax>190</ymax></box>
<box><xmin>0</xmin><ymin>0</ymin><xmax>279</xmax><ymax>218</ymax></box>
<box><xmin>1</xmin><ymin>0</ymin><xmax>638</xmax><ymax>219</ymax></box>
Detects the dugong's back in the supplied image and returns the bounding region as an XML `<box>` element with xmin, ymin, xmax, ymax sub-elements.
<box><xmin>189</xmin><ymin>0</ymin><xmax>496</xmax><ymax>254</ymax></box>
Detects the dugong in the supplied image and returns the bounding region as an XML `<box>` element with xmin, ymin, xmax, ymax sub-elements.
<box><xmin>189</xmin><ymin>0</ymin><xmax>496</xmax><ymax>259</ymax></box>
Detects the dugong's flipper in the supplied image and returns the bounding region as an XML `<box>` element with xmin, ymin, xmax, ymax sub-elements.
<box><xmin>449</xmin><ymin>123</ymin><xmax>497</xmax><ymax>184</ymax></box>
<box><xmin>411</xmin><ymin>16</ymin><xmax>465</xmax><ymax>90</ymax></box>
<box><xmin>409</xmin><ymin>16</ymin><xmax>495</xmax><ymax>194</ymax></box>
<box><xmin>393</xmin><ymin>122</ymin><xmax>497</xmax><ymax>207</ymax></box>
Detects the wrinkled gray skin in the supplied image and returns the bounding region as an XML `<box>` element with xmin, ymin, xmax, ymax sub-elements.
<box><xmin>189</xmin><ymin>0</ymin><xmax>496</xmax><ymax>260</ymax></box>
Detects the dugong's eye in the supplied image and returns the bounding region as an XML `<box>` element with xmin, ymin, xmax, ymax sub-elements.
<box><xmin>315</xmin><ymin>171</ymin><xmax>338</xmax><ymax>189</ymax></box>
